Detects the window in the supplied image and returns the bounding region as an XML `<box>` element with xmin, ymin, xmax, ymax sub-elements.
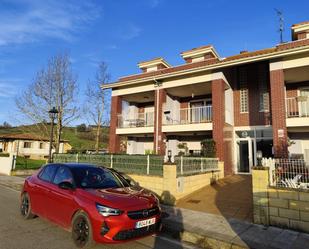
<box><xmin>239</xmin><ymin>67</ymin><xmax>248</xmax><ymax>113</ymax></box>
<box><xmin>39</xmin><ymin>142</ymin><xmax>45</xmax><ymax>149</ymax></box>
<box><xmin>39</xmin><ymin>165</ymin><xmax>57</xmax><ymax>182</ymax></box>
<box><xmin>53</xmin><ymin>166</ymin><xmax>74</xmax><ymax>185</ymax></box>
<box><xmin>23</xmin><ymin>142</ymin><xmax>32</xmax><ymax>148</ymax></box>
<box><xmin>258</xmin><ymin>64</ymin><xmax>270</xmax><ymax>112</ymax></box>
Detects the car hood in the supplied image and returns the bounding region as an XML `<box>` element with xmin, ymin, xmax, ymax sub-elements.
<box><xmin>81</xmin><ymin>187</ymin><xmax>158</xmax><ymax>210</ymax></box>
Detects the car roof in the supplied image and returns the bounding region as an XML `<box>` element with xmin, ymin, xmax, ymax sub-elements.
<box><xmin>45</xmin><ymin>163</ymin><xmax>107</xmax><ymax>170</ymax></box>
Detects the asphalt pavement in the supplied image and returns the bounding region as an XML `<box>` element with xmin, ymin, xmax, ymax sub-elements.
<box><xmin>0</xmin><ymin>185</ymin><xmax>196</xmax><ymax>249</ymax></box>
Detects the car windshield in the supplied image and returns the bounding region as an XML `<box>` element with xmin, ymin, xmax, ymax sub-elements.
<box><xmin>72</xmin><ymin>167</ymin><xmax>125</xmax><ymax>189</ymax></box>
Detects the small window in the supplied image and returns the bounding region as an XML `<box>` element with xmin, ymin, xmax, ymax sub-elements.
<box><xmin>53</xmin><ymin>166</ymin><xmax>74</xmax><ymax>185</ymax></box>
<box><xmin>258</xmin><ymin>64</ymin><xmax>270</xmax><ymax>112</ymax></box>
<box><xmin>239</xmin><ymin>67</ymin><xmax>249</xmax><ymax>113</ymax></box>
<box><xmin>23</xmin><ymin>142</ymin><xmax>32</xmax><ymax>148</ymax></box>
<box><xmin>39</xmin><ymin>143</ymin><xmax>45</xmax><ymax>149</ymax></box>
<box><xmin>39</xmin><ymin>165</ymin><xmax>57</xmax><ymax>182</ymax></box>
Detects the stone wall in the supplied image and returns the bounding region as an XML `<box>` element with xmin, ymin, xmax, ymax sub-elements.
<box><xmin>252</xmin><ymin>167</ymin><xmax>309</xmax><ymax>233</ymax></box>
<box><xmin>129</xmin><ymin>162</ymin><xmax>224</xmax><ymax>205</ymax></box>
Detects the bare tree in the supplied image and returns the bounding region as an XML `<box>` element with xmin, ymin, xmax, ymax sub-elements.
<box><xmin>84</xmin><ymin>62</ymin><xmax>110</xmax><ymax>153</ymax></box>
<box><xmin>15</xmin><ymin>53</ymin><xmax>79</xmax><ymax>152</ymax></box>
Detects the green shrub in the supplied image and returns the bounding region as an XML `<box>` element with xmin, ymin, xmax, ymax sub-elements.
<box><xmin>0</xmin><ymin>153</ymin><xmax>10</xmax><ymax>157</ymax></box>
<box><xmin>201</xmin><ymin>139</ymin><xmax>216</xmax><ymax>157</ymax></box>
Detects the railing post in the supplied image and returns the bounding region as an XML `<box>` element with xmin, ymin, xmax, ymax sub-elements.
<box><xmin>147</xmin><ymin>155</ymin><xmax>150</xmax><ymax>175</ymax></box>
<box><xmin>201</xmin><ymin>158</ymin><xmax>203</xmax><ymax>172</ymax></box>
<box><xmin>76</xmin><ymin>153</ymin><xmax>79</xmax><ymax>163</ymax></box>
<box><xmin>180</xmin><ymin>156</ymin><xmax>183</xmax><ymax>175</ymax></box>
<box><xmin>110</xmin><ymin>154</ymin><xmax>113</xmax><ymax>168</ymax></box>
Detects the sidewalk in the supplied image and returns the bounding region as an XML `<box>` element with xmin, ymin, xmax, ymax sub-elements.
<box><xmin>1</xmin><ymin>175</ymin><xmax>308</xmax><ymax>249</ymax></box>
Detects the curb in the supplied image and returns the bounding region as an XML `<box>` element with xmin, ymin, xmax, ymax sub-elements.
<box><xmin>162</xmin><ymin>219</ymin><xmax>248</xmax><ymax>249</ymax></box>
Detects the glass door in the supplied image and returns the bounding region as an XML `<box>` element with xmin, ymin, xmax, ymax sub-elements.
<box><xmin>300</xmin><ymin>89</ymin><xmax>309</xmax><ymax>117</ymax></box>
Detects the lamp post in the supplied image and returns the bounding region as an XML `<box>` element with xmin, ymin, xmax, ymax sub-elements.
<box><xmin>256</xmin><ymin>150</ymin><xmax>263</xmax><ymax>167</ymax></box>
<box><xmin>48</xmin><ymin>107</ymin><xmax>58</xmax><ymax>163</ymax></box>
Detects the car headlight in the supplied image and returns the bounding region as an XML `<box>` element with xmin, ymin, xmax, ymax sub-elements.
<box><xmin>96</xmin><ymin>203</ymin><xmax>123</xmax><ymax>217</ymax></box>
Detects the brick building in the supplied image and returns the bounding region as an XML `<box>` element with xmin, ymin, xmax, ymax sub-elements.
<box><xmin>103</xmin><ymin>21</ymin><xmax>309</xmax><ymax>175</ymax></box>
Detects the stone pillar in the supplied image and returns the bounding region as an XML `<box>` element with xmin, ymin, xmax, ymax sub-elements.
<box><xmin>252</xmin><ymin>167</ymin><xmax>270</xmax><ymax>225</ymax></box>
<box><xmin>212</xmin><ymin>79</ymin><xmax>226</xmax><ymax>171</ymax></box>
<box><xmin>162</xmin><ymin>164</ymin><xmax>177</xmax><ymax>205</ymax></box>
<box><xmin>154</xmin><ymin>88</ymin><xmax>166</xmax><ymax>155</ymax></box>
<box><xmin>109</xmin><ymin>96</ymin><xmax>122</xmax><ymax>153</ymax></box>
<box><xmin>269</xmin><ymin>62</ymin><xmax>288</xmax><ymax>158</ymax></box>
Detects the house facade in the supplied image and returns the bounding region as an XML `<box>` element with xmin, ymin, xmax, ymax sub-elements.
<box><xmin>103</xmin><ymin>21</ymin><xmax>309</xmax><ymax>175</ymax></box>
<box><xmin>0</xmin><ymin>134</ymin><xmax>72</xmax><ymax>160</ymax></box>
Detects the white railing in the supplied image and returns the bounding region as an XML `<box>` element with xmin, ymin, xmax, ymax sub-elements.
<box><xmin>175</xmin><ymin>156</ymin><xmax>219</xmax><ymax>176</ymax></box>
<box><xmin>164</xmin><ymin>106</ymin><xmax>212</xmax><ymax>125</ymax></box>
<box><xmin>262</xmin><ymin>158</ymin><xmax>309</xmax><ymax>189</ymax></box>
<box><xmin>286</xmin><ymin>96</ymin><xmax>309</xmax><ymax>118</ymax></box>
<box><xmin>117</xmin><ymin>112</ymin><xmax>154</xmax><ymax>128</ymax></box>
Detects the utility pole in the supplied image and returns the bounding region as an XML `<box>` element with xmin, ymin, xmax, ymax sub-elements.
<box><xmin>275</xmin><ymin>8</ymin><xmax>284</xmax><ymax>43</ymax></box>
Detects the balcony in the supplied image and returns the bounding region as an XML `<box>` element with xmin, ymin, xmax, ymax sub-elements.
<box><xmin>286</xmin><ymin>96</ymin><xmax>309</xmax><ymax>127</ymax></box>
<box><xmin>116</xmin><ymin>112</ymin><xmax>154</xmax><ymax>135</ymax></box>
<box><xmin>163</xmin><ymin>105</ymin><xmax>213</xmax><ymax>132</ymax></box>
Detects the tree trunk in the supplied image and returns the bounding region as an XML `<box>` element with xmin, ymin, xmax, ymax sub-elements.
<box><xmin>95</xmin><ymin>123</ymin><xmax>101</xmax><ymax>153</ymax></box>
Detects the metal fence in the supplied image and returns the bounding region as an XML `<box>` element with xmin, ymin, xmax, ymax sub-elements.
<box><xmin>53</xmin><ymin>154</ymin><xmax>164</xmax><ymax>176</ymax></box>
<box><xmin>263</xmin><ymin>158</ymin><xmax>309</xmax><ymax>189</ymax></box>
<box><xmin>174</xmin><ymin>156</ymin><xmax>219</xmax><ymax>176</ymax></box>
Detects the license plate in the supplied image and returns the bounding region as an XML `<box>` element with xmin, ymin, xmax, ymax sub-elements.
<box><xmin>135</xmin><ymin>218</ymin><xmax>156</xmax><ymax>229</ymax></box>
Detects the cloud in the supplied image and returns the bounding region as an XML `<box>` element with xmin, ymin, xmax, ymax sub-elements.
<box><xmin>0</xmin><ymin>78</ymin><xmax>23</xmax><ymax>98</ymax></box>
<box><xmin>0</xmin><ymin>0</ymin><xmax>102</xmax><ymax>46</ymax></box>
<box><xmin>119</xmin><ymin>23</ymin><xmax>142</xmax><ymax>40</ymax></box>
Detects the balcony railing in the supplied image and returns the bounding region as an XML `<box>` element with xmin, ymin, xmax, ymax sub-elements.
<box><xmin>164</xmin><ymin>106</ymin><xmax>212</xmax><ymax>125</ymax></box>
<box><xmin>286</xmin><ymin>97</ymin><xmax>309</xmax><ymax>118</ymax></box>
<box><xmin>117</xmin><ymin>112</ymin><xmax>154</xmax><ymax>128</ymax></box>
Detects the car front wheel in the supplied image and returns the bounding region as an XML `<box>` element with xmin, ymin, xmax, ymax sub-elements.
<box><xmin>20</xmin><ymin>192</ymin><xmax>35</xmax><ymax>219</ymax></box>
<box><xmin>72</xmin><ymin>211</ymin><xmax>94</xmax><ymax>248</ymax></box>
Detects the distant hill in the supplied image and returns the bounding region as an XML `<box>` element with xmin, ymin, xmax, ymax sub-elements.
<box><xmin>0</xmin><ymin>125</ymin><xmax>109</xmax><ymax>152</ymax></box>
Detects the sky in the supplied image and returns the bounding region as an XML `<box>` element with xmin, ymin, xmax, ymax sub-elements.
<box><xmin>0</xmin><ymin>0</ymin><xmax>309</xmax><ymax>126</ymax></box>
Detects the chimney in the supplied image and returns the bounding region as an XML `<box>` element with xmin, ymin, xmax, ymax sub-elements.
<box><xmin>180</xmin><ymin>45</ymin><xmax>220</xmax><ymax>63</ymax></box>
<box><xmin>240</xmin><ymin>50</ymin><xmax>248</xmax><ymax>54</ymax></box>
<box><xmin>291</xmin><ymin>21</ymin><xmax>309</xmax><ymax>41</ymax></box>
<box><xmin>138</xmin><ymin>58</ymin><xmax>171</xmax><ymax>73</ymax></box>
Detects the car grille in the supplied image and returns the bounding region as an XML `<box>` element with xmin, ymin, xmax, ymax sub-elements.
<box><xmin>127</xmin><ymin>206</ymin><xmax>160</xmax><ymax>220</ymax></box>
<box><xmin>113</xmin><ymin>221</ymin><xmax>161</xmax><ymax>241</ymax></box>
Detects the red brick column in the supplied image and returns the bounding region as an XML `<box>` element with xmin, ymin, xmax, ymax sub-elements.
<box><xmin>270</xmin><ymin>69</ymin><xmax>288</xmax><ymax>158</ymax></box>
<box><xmin>212</xmin><ymin>79</ymin><xmax>225</xmax><ymax>162</ymax></box>
<box><xmin>154</xmin><ymin>88</ymin><xmax>166</xmax><ymax>155</ymax></box>
<box><xmin>109</xmin><ymin>96</ymin><xmax>122</xmax><ymax>153</ymax></box>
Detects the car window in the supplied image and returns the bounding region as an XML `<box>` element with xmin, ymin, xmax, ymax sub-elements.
<box><xmin>39</xmin><ymin>165</ymin><xmax>57</xmax><ymax>182</ymax></box>
<box><xmin>53</xmin><ymin>166</ymin><xmax>74</xmax><ymax>185</ymax></box>
<box><xmin>72</xmin><ymin>167</ymin><xmax>124</xmax><ymax>189</ymax></box>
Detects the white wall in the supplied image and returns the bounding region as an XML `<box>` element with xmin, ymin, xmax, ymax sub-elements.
<box><xmin>126</xmin><ymin>139</ymin><xmax>154</xmax><ymax>155</ymax></box>
<box><xmin>0</xmin><ymin>154</ymin><xmax>14</xmax><ymax>175</ymax></box>
<box><xmin>163</xmin><ymin>95</ymin><xmax>180</xmax><ymax>124</ymax></box>
<box><xmin>225</xmin><ymin>88</ymin><xmax>234</xmax><ymax>125</ymax></box>
<box><xmin>289</xmin><ymin>139</ymin><xmax>309</xmax><ymax>163</ymax></box>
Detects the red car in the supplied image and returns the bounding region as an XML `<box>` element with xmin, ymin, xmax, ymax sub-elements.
<box><xmin>20</xmin><ymin>163</ymin><xmax>161</xmax><ymax>248</ymax></box>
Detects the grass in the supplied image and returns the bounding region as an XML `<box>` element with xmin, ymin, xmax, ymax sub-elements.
<box><xmin>15</xmin><ymin>157</ymin><xmax>46</xmax><ymax>170</ymax></box>
<box><xmin>0</xmin><ymin>125</ymin><xmax>109</xmax><ymax>152</ymax></box>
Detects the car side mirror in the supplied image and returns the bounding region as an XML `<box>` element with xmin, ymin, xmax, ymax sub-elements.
<box><xmin>58</xmin><ymin>181</ymin><xmax>75</xmax><ymax>190</ymax></box>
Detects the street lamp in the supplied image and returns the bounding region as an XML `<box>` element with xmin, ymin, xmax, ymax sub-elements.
<box><xmin>48</xmin><ymin>107</ymin><xmax>58</xmax><ymax>163</ymax></box>
<box><xmin>256</xmin><ymin>150</ymin><xmax>263</xmax><ymax>167</ymax></box>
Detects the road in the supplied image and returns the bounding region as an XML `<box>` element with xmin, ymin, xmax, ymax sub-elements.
<box><xmin>0</xmin><ymin>185</ymin><xmax>196</xmax><ymax>249</ymax></box>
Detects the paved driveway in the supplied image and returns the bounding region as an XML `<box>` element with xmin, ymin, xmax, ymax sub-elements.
<box><xmin>177</xmin><ymin>175</ymin><xmax>253</xmax><ymax>222</ymax></box>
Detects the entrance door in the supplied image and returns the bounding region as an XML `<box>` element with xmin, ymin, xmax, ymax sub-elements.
<box><xmin>237</xmin><ymin>138</ymin><xmax>253</xmax><ymax>173</ymax></box>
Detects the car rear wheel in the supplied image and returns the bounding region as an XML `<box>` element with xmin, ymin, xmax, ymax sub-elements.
<box><xmin>20</xmin><ymin>192</ymin><xmax>35</xmax><ymax>219</ymax></box>
<box><xmin>72</xmin><ymin>212</ymin><xmax>94</xmax><ymax>248</ymax></box>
